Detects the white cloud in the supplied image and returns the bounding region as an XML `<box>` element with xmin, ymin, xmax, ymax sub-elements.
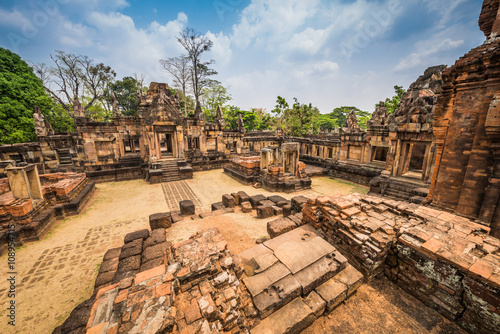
<box><xmin>206</xmin><ymin>31</ymin><xmax>232</xmax><ymax>66</ymax></box>
<box><xmin>230</xmin><ymin>0</ymin><xmax>322</xmax><ymax>50</ymax></box>
<box><xmin>285</xmin><ymin>26</ymin><xmax>333</xmax><ymax>55</ymax></box>
<box><xmin>395</xmin><ymin>32</ymin><xmax>465</xmax><ymax>71</ymax></box>
<box><xmin>0</xmin><ymin>9</ymin><xmax>32</xmax><ymax>30</ymax></box>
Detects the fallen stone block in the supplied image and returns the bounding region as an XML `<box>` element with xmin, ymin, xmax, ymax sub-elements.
<box><xmin>250</xmin><ymin>194</ymin><xmax>267</xmax><ymax>208</ymax></box>
<box><xmin>273</xmin><ymin>206</ymin><xmax>283</xmax><ymax>216</ymax></box>
<box><xmin>315</xmin><ymin>277</ymin><xmax>347</xmax><ymax>311</ymax></box>
<box><xmin>267</xmin><ymin>218</ymin><xmax>297</xmax><ymax>238</ymax></box>
<box><xmin>335</xmin><ymin>264</ymin><xmax>364</xmax><ymax>296</ymax></box>
<box><xmin>250</xmin><ymin>298</ymin><xmax>315</xmax><ymax>334</ymax></box>
<box><xmin>288</xmin><ymin>214</ymin><xmax>302</xmax><ymax>226</ymax></box>
<box><xmin>179</xmin><ymin>200</ymin><xmax>195</xmax><ymax>215</ymax></box>
<box><xmin>237</xmin><ymin>191</ymin><xmax>250</xmax><ymax>203</ymax></box>
<box><xmin>241</xmin><ymin>202</ymin><xmax>253</xmax><ymax>213</ymax></box>
<box><xmin>222</xmin><ymin>194</ymin><xmax>236</xmax><ymax>208</ymax></box>
<box><xmin>268</xmin><ymin>195</ymin><xmax>287</xmax><ymax>205</ymax></box>
<box><xmin>211</xmin><ymin>202</ymin><xmax>224</xmax><ymax>211</ymax></box>
<box><xmin>257</xmin><ymin>205</ymin><xmax>274</xmax><ymax>219</ymax></box>
<box><xmin>231</xmin><ymin>193</ymin><xmax>240</xmax><ymax>205</ymax></box>
<box><xmin>259</xmin><ymin>199</ymin><xmax>275</xmax><ymax>207</ymax></box>
<box><xmin>252</xmin><ymin>274</ymin><xmax>302</xmax><ymax>319</ymax></box>
<box><xmin>171</xmin><ymin>211</ymin><xmax>184</xmax><ymax>223</ymax></box>
<box><xmin>149</xmin><ymin>212</ymin><xmax>172</xmax><ymax>230</ymax></box>
<box><xmin>283</xmin><ymin>204</ymin><xmax>292</xmax><ymax>217</ymax></box>
<box><xmin>304</xmin><ymin>291</ymin><xmax>326</xmax><ymax>318</ymax></box>
<box><xmin>292</xmin><ymin>195</ymin><xmax>309</xmax><ymax>212</ymax></box>
<box><xmin>124</xmin><ymin>229</ymin><xmax>149</xmax><ymax>243</ymax></box>
<box><xmin>277</xmin><ymin>200</ymin><xmax>291</xmax><ymax>208</ymax></box>
<box><xmin>199</xmin><ymin>212</ymin><xmax>213</xmax><ymax>219</ymax></box>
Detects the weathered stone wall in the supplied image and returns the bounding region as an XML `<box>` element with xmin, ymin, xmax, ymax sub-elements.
<box><xmin>301</xmin><ymin>194</ymin><xmax>500</xmax><ymax>334</ymax></box>
<box><xmin>428</xmin><ymin>1</ymin><xmax>500</xmax><ymax>237</ymax></box>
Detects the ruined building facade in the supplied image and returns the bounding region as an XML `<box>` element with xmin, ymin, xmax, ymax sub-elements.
<box><xmin>1</xmin><ymin>1</ymin><xmax>500</xmax><ymax>237</ymax></box>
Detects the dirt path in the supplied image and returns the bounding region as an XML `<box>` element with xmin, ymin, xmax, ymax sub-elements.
<box><xmin>0</xmin><ymin>171</ymin><xmax>368</xmax><ymax>334</ymax></box>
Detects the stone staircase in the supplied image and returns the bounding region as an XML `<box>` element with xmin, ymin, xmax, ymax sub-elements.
<box><xmin>238</xmin><ymin>226</ymin><xmax>364</xmax><ymax>333</ymax></box>
<box><xmin>371</xmin><ymin>174</ymin><xmax>430</xmax><ymax>204</ymax></box>
<box><xmin>56</xmin><ymin>149</ymin><xmax>73</xmax><ymax>165</ymax></box>
<box><xmin>159</xmin><ymin>158</ymin><xmax>181</xmax><ymax>182</ymax></box>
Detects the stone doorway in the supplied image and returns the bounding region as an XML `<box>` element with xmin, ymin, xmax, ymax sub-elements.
<box><xmin>159</xmin><ymin>133</ymin><xmax>174</xmax><ymax>157</ymax></box>
<box><xmin>371</xmin><ymin>146</ymin><xmax>388</xmax><ymax>162</ymax></box>
<box><xmin>409</xmin><ymin>143</ymin><xmax>426</xmax><ymax>173</ymax></box>
<box><xmin>399</xmin><ymin>142</ymin><xmax>429</xmax><ymax>179</ymax></box>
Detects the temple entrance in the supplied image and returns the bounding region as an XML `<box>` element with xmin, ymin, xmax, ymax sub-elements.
<box><xmin>399</xmin><ymin>142</ymin><xmax>429</xmax><ymax>180</ymax></box>
<box><xmin>409</xmin><ymin>143</ymin><xmax>426</xmax><ymax>172</ymax></box>
<box><xmin>371</xmin><ymin>146</ymin><xmax>388</xmax><ymax>162</ymax></box>
<box><xmin>159</xmin><ymin>133</ymin><xmax>174</xmax><ymax>157</ymax></box>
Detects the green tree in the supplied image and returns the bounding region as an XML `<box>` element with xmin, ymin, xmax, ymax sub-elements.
<box><xmin>223</xmin><ymin>106</ymin><xmax>254</xmax><ymax>131</ymax></box>
<box><xmin>199</xmin><ymin>84</ymin><xmax>232</xmax><ymax>121</ymax></box>
<box><xmin>327</xmin><ymin>106</ymin><xmax>370</xmax><ymax>130</ymax></box>
<box><xmin>0</xmin><ymin>47</ymin><xmax>71</xmax><ymax>143</ymax></box>
<box><xmin>82</xmin><ymin>95</ymin><xmax>112</xmax><ymax>122</ymax></box>
<box><xmin>252</xmin><ymin>108</ymin><xmax>274</xmax><ymax>131</ymax></box>
<box><xmin>271</xmin><ymin>96</ymin><xmax>289</xmax><ymax>129</ymax></box>
<box><xmin>283</xmin><ymin>98</ymin><xmax>320</xmax><ymax>136</ymax></box>
<box><xmin>315</xmin><ymin>114</ymin><xmax>338</xmax><ymax>131</ymax></box>
<box><xmin>380</xmin><ymin>85</ymin><xmax>405</xmax><ymax>114</ymax></box>
<box><xmin>107</xmin><ymin>76</ymin><xmax>138</xmax><ymax>116</ymax></box>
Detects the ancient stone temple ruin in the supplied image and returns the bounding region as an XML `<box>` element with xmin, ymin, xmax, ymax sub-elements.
<box><xmin>2</xmin><ymin>1</ymin><xmax>500</xmax><ymax>334</ymax></box>
<box><xmin>225</xmin><ymin>142</ymin><xmax>311</xmax><ymax>192</ymax></box>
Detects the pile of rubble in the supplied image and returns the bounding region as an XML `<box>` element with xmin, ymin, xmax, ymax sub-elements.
<box><xmin>56</xmin><ymin>227</ymin><xmax>258</xmax><ymax>334</ymax></box>
<box><xmin>299</xmin><ymin>194</ymin><xmax>500</xmax><ymax>333</ymax></box>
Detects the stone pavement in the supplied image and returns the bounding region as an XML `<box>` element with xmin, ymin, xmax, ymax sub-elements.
<box><xmin>161</xmin><ymin>180</ymin><xmax>203</xmax><ymax>212</ymax></box>
<box><xmin>240</xmin><ymin>227</ymin><xmax>364</xmax><ymax>333</ymax></box>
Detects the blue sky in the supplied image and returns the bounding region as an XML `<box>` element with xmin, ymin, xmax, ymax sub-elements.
<box><xmin>0</xmin><ymin>0</ymin><xmax>486</xmax><ymax>113</ymax></box>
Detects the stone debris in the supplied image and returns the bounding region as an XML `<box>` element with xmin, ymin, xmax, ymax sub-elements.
<box><xmin>300</xmin><ymin>193</ymin><xmax>500</xmax><ymax>333</ymax></box>
<box><xmin>149</xmin><ymin>212</ymin><xmax>172</xmax><ymax>230</ymax></box>
<box><xmin>58</xmin><ymin>228</ymin><xmax>261</xmax><ymax>334</ymax></box>
<box><xmin>179</xmin><ymin>200</ymin><xmax>195</xmax><ymax>216</ymax></box>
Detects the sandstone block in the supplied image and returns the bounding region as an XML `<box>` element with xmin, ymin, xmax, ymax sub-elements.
<box><xmin>257</xmin><ymin>205</ymin><xmax>274</xmax><ymax>219</ymax></box>
<box><xmin>179</xmin><ymin>200</ymin><xmax>195</xmax><ymax>215</ymax></box>
<box><xmin>120</xmin><ymin>239</ymin><xmax>143</xmax><ymax>260</ymax></box>
<box><xmin>211</xmin><ymin>202</ymin><xmax>224</xmax><ymax>211</ymax></box>
<box><xmin>335</xmin><ymin>264</ymin><xmax>364</xmax><ymax>296</ymax></box>
<box><xmin>250</xmin><ymin>194</ymin><xmax>267</xmax><ymax>208</ymax></box>
<box><xmin>283</xmin><ymin>204</ymin><xmax>292</xmax><ymax>217</ymax></box>
<box><xmin>250</xmin><ymin>298</ymin><xmax>315</xmax><ymax>333</ymax></box>
<box><xmin>241</xmin><ymin>201</ymin><xmax>253</xmax><ymax>213</ymax></box>
<box><xmin>292</xmin><ymin>195</ymin><xmax>308</xmax><ymax>212</ymax></box>
<box><xmin>124</xmin><ymin>229</ymin><xmax>149</xmax><ymax>243</ymax></box>
<box><xmin>222</xmin><ymin>194</ymin><xmax>236</xmax><ymax>208</ymax></box>
<box><xmin>259</xmin><ymin>199</ymin><xmax>275</xmax><ymax>207</ymax></box>
<box><xmin>237</xmin><ymin>191</ymin><xmax>250</xmax><ymax>203</ymax></box>
<box><xmin>304</xmin><ymin>291</ymin><xmax>326</xmax><ymax>318</ymax></box>
<box><xmin>149</xmin><ymin>212</ymin><xmax>172</xmax><ymax>230</ymax></box>
<box><xmin>268</xmin><ymin>195</ymin><xmax>287</xmax><ymax>205</ymax></box>
<box><xmin>273</xmin><ymin>206</ymin><xmax>283</xmax><ymax>216</ymax></box>
<box><xmin>267</xmin><ymin>218</ymin><xmax>296</xmax><ymax>238</ymax></box>
<box><xmin>252</xmin><ymin>274</ymin><xmax>302</xmax><ymax>319</ymax></box>
<box><xmin>315</xmin><ymin>277</ymin><xmax>347</xmax><ymax>311</ymax></box>
<box><xmin>143</xmin><ymin>229</ymin><xmax>167</xmax><ymax>248</ymax></box>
